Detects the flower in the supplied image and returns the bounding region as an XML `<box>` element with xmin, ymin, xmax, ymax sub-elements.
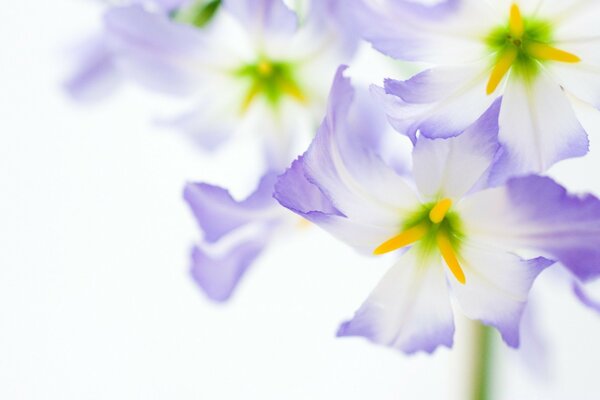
<box><xmin>357</xmin><ymin>0</ymin><xmax>600</xmax><ymax>180</ymax></box>
<box><xmin>102</xmin><ymin>0</ymin><xmax>355</xmax><ymax>170</ymax></box>
<box><xmin>274</xmin><ymin>66</ymin><xmax>600</xmax><ymax>353</ymax></box>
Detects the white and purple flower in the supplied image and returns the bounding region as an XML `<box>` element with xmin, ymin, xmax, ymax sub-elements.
<box><xmin>275</xmin><ymin>66</ymin><xmax>600</xmax><ymax>353</ymax></box>
<box><xmin>98</xmin><ymin>0</ymin><xmax>355</xmax><ymax>169</ymax></box>
<box><xmin>357</xmin><ymin>0</ymin><xmax>600</xmax><ymax>180</ymax></box>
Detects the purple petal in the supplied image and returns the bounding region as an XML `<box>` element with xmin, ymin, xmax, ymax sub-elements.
<box><xmin>573</xmin><ymin>280</ymin><xmax>600</xmax><ymax>314</ymax></box>
<box><xmin>64</xmin><ymin>36</ymin><xmax>121</xmax><ymax>102</ymax></box>
<box><xmin>411</xmin><ymin>98</ymin><xmax>501</xmax><ymax>199</ymax></box>
<box><xmin>190</xmin><ymin>235</ymin><xmax>268</xmax><ymax>302</ymax></box>
<box><xmin>381</xmin><ymin>64</ymin><xmax>495</xmax><ymax>140</ymax></box>
<box><xmin>223</xmin><ymin>0</ymin><xmax>297</xmax><ymax>37</ymax></box>
<box><xmin>184</xmin><ymin>173</ymin><xmax>279</xmax><ymax>243</ymax></box>
<box><xmin>506</xmin><ymin>176</ymin><xmax>600</xmax><ymax>282</ymax></box>
<box><xmin>104</xmin><ymin>5</ymin><xmax>206</xmax><ymax>95</ymax></box>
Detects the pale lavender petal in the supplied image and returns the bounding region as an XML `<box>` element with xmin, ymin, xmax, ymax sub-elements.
<box><xmin>104</xmin><ymin>5</ymin><xmax>206</xmax><ymax>95</ymax></box>
<box><xmin>337</xmin><ymin>250</ymin><xmax>455</xmax><ymax>354</ymax></box>
<box><xmin>300</xmin><ymin>66</ymin><xmax>420</xmax><ymax>225</ymax></box>
<box><xmin>64</xmin><ymin>37</ymin><xmax>121</xmax><ymax>102</ymax></box>
<box><xmin>223</xmin><ymin>0</ymin><xmax>297</xmax><ymax>37</ymax></box>
<box><xmin>449</xmin><ymin>243</ymin><xmax>552</xmax><ymax>348</ymax></box>
<box><xmin>190</xmin><ymin>235</ymin><xmax>267</xmax><ymax>302</ymax></box>
<box><xmin>411</xmin><ymin>99</ymin><xmax>501</xmax><ymax>200</ymax></box>
<box><xmin>459</xmin><ymin>176</ymin><xmax>600</xmax><ymax>282</ymax></box>
<box><xmin>381</xmin><ymin>63</ymin><xmax>495</xmax><ymax>140</ymax></box>
<box><xmin>184</xmin><ymin>173</ymin><xmax>279</xmax><ymax>243</ymax></box>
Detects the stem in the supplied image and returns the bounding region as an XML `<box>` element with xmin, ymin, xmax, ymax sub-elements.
<box><xmin>470</xmin><ymin>323</ymin><xmax>494</xmax><ymax>400</ymax></box>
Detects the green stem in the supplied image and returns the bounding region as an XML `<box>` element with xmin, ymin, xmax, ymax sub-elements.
<box><xmin>470</xmin><ymin>323</ymin><xmax>494</xmax><ymax>400</ymax></box>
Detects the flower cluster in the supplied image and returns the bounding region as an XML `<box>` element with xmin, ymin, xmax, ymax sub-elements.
<box><xmin>68</xmin><ymin>0</ymin><xmax>600</xmax><ymax>354</ymax></box>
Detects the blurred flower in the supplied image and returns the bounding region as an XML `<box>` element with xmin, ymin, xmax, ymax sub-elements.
<box><xmin>99</xmin><ymin>0</ymin><xmax>356</xmax><ymax>169</ymax></box>
<box><xmin>275</xmin><ymin>66</ymin><xmax>600</xmax><ymax>354</ymax></box>
<box><xmin>358</xmin><ymin>0</ymin><xmax>600</xmax><ymax>180</ymax></box>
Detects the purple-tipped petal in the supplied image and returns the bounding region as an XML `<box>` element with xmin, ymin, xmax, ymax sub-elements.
<box><xmin>573</xmin><ymin>280</ymin><xmax>600</xmax><ymax>314</ymax></box>
<box><xmin>449</xmin><ymin>243</ymin><xmax>552</xmax><ymax>348</ymax></box>
<box><xmin>412</xmin><ymin>98</ymin><xmax>501</xmax><ymax>200</ymax></box>
<box><xmin>184</xmin><ymin>173</ymin><xmax>279</xmax><ymax>243</ymax></box>
<box><xmin>460</xmin><ymin>175</ymin><xmax>600</xmax><ymax>282</ymax></box>
<box><xmin>381</xmin><ymin>63</ymin><xmax>496</xmax><ymax>140</ymax></box>
<box><xmin>190</xmin><ymin>235</ymin><xmax>268</xmax><ymax>302</ymax></box>
<box><xmin>338</xmin><ymin>250</ymin><xmax>455</xmax><ymax>354</ymax></box>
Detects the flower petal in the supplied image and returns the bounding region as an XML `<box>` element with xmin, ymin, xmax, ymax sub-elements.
<box><xmin>380</xmin><ymin>63</ymin><xmax>497</xmax><ymax>140</ymax></box>
<box><xmin>190</xmin><ymin>235</ymin><xmax>268</xmax><ymax>302</ymax></box>
<box><xmin>353</xmin><ymin>0</ymin><xmax>493</xmax><ymax>64</ymax></box>
<box><xmin>184</xmin><ymin>173</ymin><xmax>281</xmax><ymax>243</ymax></box>
<box><xmin>550</xmin><ymin>62</ymin><xmax>600</xmax><ymax>110</ymax></box>
<box><xmin>458</xmin><ymin>175</ymin><xmax>600</xmax><ymax>282</ymax></box>
<box><xmin>337</xmin><ymin>249</ymin><xmax>455</xmax><ymax>354</ymax></box>
<box><xmin>448</xmin><ymin>241</ymin><xmax>552</xmax><ymax>347</ymax></box>
<box><xmin>64</xmin><ymin>36</ymin><xmax>121</xmax><ymax>102</ymax></box>
<box><xmin>496</xmin><ymin>70</ymin><xmax>588</xmax><ymax>175</ymax></box>
<box><xmin>573</xmin><ymin>279</ymin><xmax>600</xmax><ymax>314</ymax></box>
<box><xmin>104</xmin><ymin>5</ymin><xmax>211</xmax><ymax>95</ymax></box>
<box><xmin>275</xmin><ymin>157</ymin><xmax>395</xmax><ymax>254</ymax></box>
<box><xmin>301</xmin><ymin>66</ymin><xmax>420</xmax><ymax>227</ymax></box>
<box><xmin>223</xmin><ymin>0</ymin><xmax>297</xmax><ymax>38</ymax></box>
<box><xmin>412</xmin><ymin>99</ymin><xmax>501</xmax><ymax>200</ymax></box>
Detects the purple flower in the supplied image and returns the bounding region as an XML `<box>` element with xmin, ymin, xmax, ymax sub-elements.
<box><xmin>100</xmin><ymin>0</ymin><xmax>356</xmax><ymax>169</ymax></box>
<box><xmin>274</xmin><ymin>66</ymin><xmax>600</xmax><ymax>354</ymax></box>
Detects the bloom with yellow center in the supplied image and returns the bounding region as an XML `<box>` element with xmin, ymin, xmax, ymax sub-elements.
<box><xmin>276</xmin><ymin>69</ymin><xmax>600</xmax><ymax>354</ymax></box>
<box><xmin>362</xmin><ymin>0</ymin><xmax>600</xmax><ymax>180</ymax></box>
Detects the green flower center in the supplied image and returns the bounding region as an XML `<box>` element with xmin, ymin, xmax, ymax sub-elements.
<box><xmin>484</xmin><ymin>4</ymin><xmax>580</xmax><ymax>94</ymax></box>
<box><xmin>234</xmin><ymin>58</ymin><xmax>307</xmax><ymax>112</ymax></box>
<box><xmin>374</xmin><ymin>199</ymin><xmax>467</xmax><ymax>284</ymax></box>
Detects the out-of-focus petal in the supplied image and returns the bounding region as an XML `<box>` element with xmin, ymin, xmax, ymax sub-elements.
<box><xmin>64</xmin><ymin>37</ymin><xmax>121</xmax><ymax>102</ymax></box>
<box><xmin>184</xmin><ymin>173</ymin><xmax>280</xmax><ymax>243</ymax></box>
<box><xmin>223</xmin><ymin>0</ymin><xmax>297</xmax><ymax>39</ymax></box>
<box><xmin>104</xmin><ymin>5</ymin><xmax>208</xmax><ymax>95</ymax></box>
<box><xmin>338</xmin><ymin>249</ymin><xmax>455</xmax><ymax>354</ymax></box>
<box><xmin>190</xmin><ymin>234</ymin><xmax>269</xmax><ymax>302</ymax></box>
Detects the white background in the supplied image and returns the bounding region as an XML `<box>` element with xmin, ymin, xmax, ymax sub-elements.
<box><xmin>2</xmin><ymin>1</ymin><xmax>600</xmax><ymax>399</ymax></box>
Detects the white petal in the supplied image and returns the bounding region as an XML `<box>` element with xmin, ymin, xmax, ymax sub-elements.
<box><xmin>497</xmin><ymin>69</ymin><xmax>588</xmax><ymax>174</ymax></box>
<box><xmin>448</xmin><ymin>240</ymin><xmax>550</xmax><ymax>347</ymax></box>
<box><xmin>338</xmin><ymin>249</ymin><xmax>455</xmax><ymax>354</ymax></box>
<box><xmin>412</xmin><ymin>100</ymin><xmax>501</xmax><ymax>201</ymax></box>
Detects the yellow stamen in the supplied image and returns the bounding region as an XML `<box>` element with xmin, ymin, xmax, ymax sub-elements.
<box><xmin>373</xmin><ymin>222</ymin><xmax>428</xmax><ymax>255</ymax></box>
<box><xmin>509</xmin><ymin>4</ymin><xmax>524</xmax><ymax>39</ymax></box>
<box><xmin>281</xmin><ymin>81</ymin><xmax>308</xmax><ymax>104</ymax></box>
<box><xmin>486</xmin><ymin>46</ymin><xmax>518</xmax><ymax>95</ymax></box>
<box><xmin>524</xmin><ymin>42</ymin><xmax>581</xmax><ymax>63</ymax></box>
<box><xmin>436</xmin><ymin>231</ymin><xmax>466</xmax><ymax>284</ymax></box>
<box><xmin>240</xmin><ymin>83</ymin><xmax>261</xmax><ymax>113</ymax></box>
<box><xmin>258</xmin><ymin>60</ymin><xmax>273</xmax><ymax>75</ymax></box>
<box><xmin>429</xmin><ymin>198</ymin><xmax>453</xmax><ymax>224</ymax></box>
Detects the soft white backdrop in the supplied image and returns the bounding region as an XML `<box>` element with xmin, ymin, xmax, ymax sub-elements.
<box><xmin>2</xmin><ymin>1</ymin><xmax>600</xmax><ymax>399</ymax></box>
